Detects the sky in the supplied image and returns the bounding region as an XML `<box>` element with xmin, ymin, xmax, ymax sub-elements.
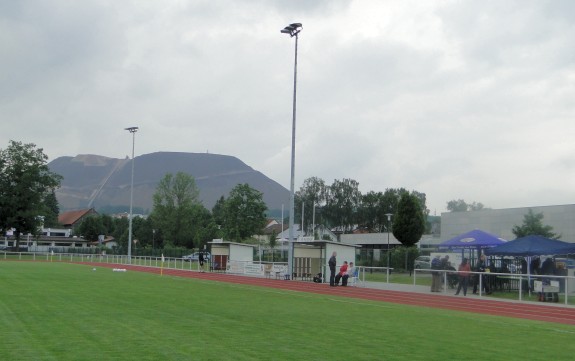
<box><xmin>2</xmin><ymin>0</ymin><xmax>575</xmax><ymax>214</ymax></box>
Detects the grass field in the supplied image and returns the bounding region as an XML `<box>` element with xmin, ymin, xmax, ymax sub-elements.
<box><xmin>1</xmin><ymin>261</ymin><xmax>574</xmax><ymax>361</ymax></box>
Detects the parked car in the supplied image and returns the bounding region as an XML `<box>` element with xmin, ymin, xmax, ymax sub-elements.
<box><xmin>183</xmin><ymin>252</ymin><xmax>211</xmax><ymax>262</ymax></box>
<box><xmin>414</xmin><ymin>256</ymin><xmax>431</xmax><ymax>270</ymax></box>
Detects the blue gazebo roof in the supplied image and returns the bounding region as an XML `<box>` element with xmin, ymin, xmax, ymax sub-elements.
<box><xmin>440</xmin><ymin>229</ymin><xmax>507</xmax><ymax>249</ymax></box>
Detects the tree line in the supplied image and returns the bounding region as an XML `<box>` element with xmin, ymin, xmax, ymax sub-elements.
<box><xmin>1</xmin><ymin>141</ymin><xmax>431</xmax><ymax>252</ymax></box>
<box><xmin>294</xmin><ymin>177</ymin><xmax>428</xmax><ymax>246</ymax></box>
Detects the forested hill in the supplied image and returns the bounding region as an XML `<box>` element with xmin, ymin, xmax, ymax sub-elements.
<box><xmin>48</xmin><ymin>152</ymin><xmax>289</xmax><ymax>214</ymax></box>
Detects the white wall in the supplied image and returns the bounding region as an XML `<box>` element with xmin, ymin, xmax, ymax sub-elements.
<box><xmin>230</xmin><ymin>244</ymin><xmax>254</xmax><ymax>261</ymax></box>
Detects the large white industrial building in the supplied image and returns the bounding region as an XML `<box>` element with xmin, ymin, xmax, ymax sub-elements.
<box><xmin>440</xmin><ymin>204</ymin><xmax>575</xmax><ymax>243</ymax></box>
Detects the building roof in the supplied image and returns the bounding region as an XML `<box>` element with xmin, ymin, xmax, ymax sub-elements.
<box><xmin>58</xmin><ymin>209</ymin><xmax>97</xmax><ymax>227</ymax></box>
<box><xmin>262</xmin><ymin>223</ymin><xmax>285</xmax><ymax>235</ymax></box>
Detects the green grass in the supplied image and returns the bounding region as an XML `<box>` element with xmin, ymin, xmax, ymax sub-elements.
<box><xmin>1</xmin><ymin>262</ymin><xmax>574</xmax><ymax>361</ymax></box>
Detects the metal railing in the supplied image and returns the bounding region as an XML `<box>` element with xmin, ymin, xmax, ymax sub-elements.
<box><xmin>414</xmin><ymin>268</ymin><xmax>575</xmax><ymax>305</ymax></box>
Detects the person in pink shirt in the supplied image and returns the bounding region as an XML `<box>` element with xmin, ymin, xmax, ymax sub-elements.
<box><xmin>455</xmin><ymin>258</ymin><xmax>471</xmax><ymax>296</ymax></box>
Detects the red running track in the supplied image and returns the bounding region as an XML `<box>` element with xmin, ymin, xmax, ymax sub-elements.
<box><xmin>83</xmin><ymin>263</ymin><xmax>575</xmax><ymax>326</ymax></box>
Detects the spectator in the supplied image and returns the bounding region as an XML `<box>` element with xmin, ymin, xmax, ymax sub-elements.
<box><xmin>431</xmin><ymin>256</ymin><xmax>442</xmax><ymax>292</ymax></box>
<box><xmin>329</xmin><ymin>252</ymin><xmax>337</xmax><ymax>287</ymax></box>
<box><xmin>473</xmin><ymin>254</ymin><xmax>491</xmax><ymax>295</ymax></box>
<box><xmin>455</xmin><ymin>258</ymin><xmax>471</xmax><ymax>296</ymax></box>
<box><xmin>541</xmin><ymin>257</ymin><xmax>555</xmax><ymax>276</ymax></box>
<box><xmin>530</xmin><ymin>257</ymin><xmax>541</xmax><ymax>275</ymax></box>
<box><xmin>334</xmin><ymin>261</ymin><xmax>349</xmax><ymax>286</ymax></box>
<box><xmin>199</xmin><ymin>252</ymin><xmax>205</xmax><ymax>273</ymax></box>
<box><xmin>343</xmin><ymin>262</ymin><xmax>354</xmax><ymax>286</ymax></box>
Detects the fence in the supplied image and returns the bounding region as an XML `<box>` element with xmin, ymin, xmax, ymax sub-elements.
<box><xmin>4</xmin><ymin>251</ymin><xmax>574</xmax><ymax>305</ymax></box>
<box><xmin>0</xmin><ymin>251</ymin><xmax>288</xmax><ymax>278</ymax></box>
<box><xmin>413</xmin><ymin>268</ymin><xmax>575</xmax><ymax>305</ymax></box>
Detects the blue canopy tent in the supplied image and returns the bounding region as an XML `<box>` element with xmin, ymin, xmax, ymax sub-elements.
<box><xmin>484</xmin><ymin>235</ymin><xmax>575</xmax><ymax>257</ymax></box>
<box><xmin>439</xmin><ymin>230</ymin><xmax>507</xmax><ymax>265</ymax></box>
<box><xmin>485</xmin><ymin>235</ymin><xmax>575</xmax><ymax>295</ymax></box>
<box><xmin>441</xmin><ymin>229</ymin><xmax>507</xmax><ymax>249</ymax></box>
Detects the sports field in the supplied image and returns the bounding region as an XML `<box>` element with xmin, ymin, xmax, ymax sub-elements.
<box><xmin>1</xmin><ymin>261</ymin><xmax>574</xmax><ymax>361</ymax></box>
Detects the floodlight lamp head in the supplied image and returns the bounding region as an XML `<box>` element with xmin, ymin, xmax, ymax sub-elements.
<box><xmin>281</xmin><ymin>22</ymin><xmax>302</xmax><ymax>37</ymax></box>
<box><xmin>125</xmin><ymin>126</ymin><xmax>139</xmax><ymax>133</ymax></box>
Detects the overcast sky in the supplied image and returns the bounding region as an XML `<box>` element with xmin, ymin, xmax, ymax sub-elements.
<box><xmin>2</xmin><ymin>0</ymin><xmax>575</xmax><ymax>214</ymax></box>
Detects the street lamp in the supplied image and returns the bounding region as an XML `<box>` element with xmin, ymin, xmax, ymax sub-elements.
<box><xmin>385</xmin><ymin>213</ymin><xmax>393</xmax><ymax>271</ymax></box>
<box><xmin>125</xmin><ymin>126</ymin><xmax>138</xmax><ymax>263</ymax></box>
<box><xmin>281</xmin><ymin>22</ymin><xmax>302</xmax><ymax>279</ymax></box>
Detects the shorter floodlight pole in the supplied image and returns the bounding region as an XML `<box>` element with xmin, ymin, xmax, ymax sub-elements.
<box><xmin>125</xmin><ymin>126</ymin><xmax>139</xmax><ymax>264</ymax></box>
<box><xmin>386</xmin><ymin>213</ymin><xmax>393</xmax><ymax>281</ymax></box>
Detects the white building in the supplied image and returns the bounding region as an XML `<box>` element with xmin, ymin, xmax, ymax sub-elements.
<box><xmin>441</xmin><ymin>204</ymin><xmax>575</xmax><ymax>243</ymax></box>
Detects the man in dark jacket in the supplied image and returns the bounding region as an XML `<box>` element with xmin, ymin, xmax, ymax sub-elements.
<box><xmin>473</xmin><ymin>254</ymin><xmax>491</xmax><ymax>294</ymax></box>
<box><xmin>199</xmin><ymin>252</ymin><xmax>205</xmax><ymax>273</ymax></box>
<box><xmin>329</xmin><ymin>252</ymin><xmax>337</xmax><ymax>286</ymax></box>
<box><xmin>430</xmin><ymin>256</ymin><xmax>442</xmax><ymax>292</ymax></box>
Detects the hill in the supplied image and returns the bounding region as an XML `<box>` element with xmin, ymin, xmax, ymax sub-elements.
<box><xmin>49</xmin><ymin>152</ymin><xmax>290</xmax><ymax>214</ymax></box>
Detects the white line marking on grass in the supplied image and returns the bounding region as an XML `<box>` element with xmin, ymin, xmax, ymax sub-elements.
<box><xmin>328</xmin><ymin>298</ymin><xmax>394</xmax><ymax>308</ymax></box>
<box><xmin>552</xmin><ymin>329</ymin><xmax>575</xmax><ymax>334</ymax></box>
<box><xmin>447</xmin><ymin>311</ymin><xmax>575</xmax><ymax>335</ymax></box>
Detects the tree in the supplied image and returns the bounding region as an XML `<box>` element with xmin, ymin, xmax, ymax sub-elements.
<box><xmin>42</xmin><ymin>190</ymin><xmax>60</xmax><ymax>228</ymax></box>
<box><xmin>151</xmin><ymin>172</ymin><xmax>203</xmax><ymax>248</ymax></box>
<box><xmin>211</xmin><ymin>196</ymin><xmax>226</xmax><ymax>227</ymax></box>
<box><xmin>295</xmin><ymin>177</ymin><xmax>327</xmax><ymax>234</ymax></box>
<box><xmin>358</xmin><ymin>188</ymin><xmax>428</xmax><ymax>234</ymax></box>
<box><xmin>392</xmin><ymin>193</ymin><xmax>425</xmax><ymax>247</ymax></box>
<box><xmin>447</xmin><ymin>199</ymin><xmax>468</xmax><ymax>212</ymax></box>
<box><xmin>468</xmin><ymin>202</ymin><xmax>484</xmax><ymax>211</ymax></box>
<box><xmin>512</xmin><ymin>209</ymin><xmax>560</xmax><ymax>239</ymax></box>
<box><xmin>189</xmin><ymin>204</ymin><xmax>219</xmax><ymax>250</ymax></box>
<box><xmin>324</xmin><ymin>178</ymin><xmax>362</xmax><ymax>233</ymax></box>
<box><xmin>77</xmin><ymin>215</ymin><xmax>106</xmax><ymax>242</ymax></box>
<box><xmin>360</xmin><ymin>191</ymin><xmax>384</xmax><ymax>232</ymax></box>
<box><xmin>447</xmin><ymin>199</ymin><xmax>484</xmax><ymax>212</ymax></box>
<box><xmin>268</xmin><ymin>230</ymin><xmax>278</xmax><ymax>261</ymax></box>
<box><xmin>0</xmin><ymin>141</ymin><xmax>62</xmax><ymax>250</ymax></box>
<box><xmin>222</xmin><ymin>183</ymin><xmax>267</xmax><ymax>242</ymax></box>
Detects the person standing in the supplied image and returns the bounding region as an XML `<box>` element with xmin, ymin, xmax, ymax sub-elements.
<box><xmin>329</xmin><ymin>252</ymin><xmax>337</xmax><ymax>287</ymax></box>
<box><xmin>455</xmin><ymin>258</ymin><xmax>471</xmax><ymax>296</ymax></box>
<box><xmin>199</xmin><ymin>251</ymin><xmax>205</xmax><ymax>273</ymax></box>
<box><xmin>473</xmin><ymin>254</ymin><xmax>491</xmax><ymax>295</ymax></box>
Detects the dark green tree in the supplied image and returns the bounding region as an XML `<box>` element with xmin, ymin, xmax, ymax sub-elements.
<box><xmin>41</xmin><ymin>190</ymin><xmax>60</xmax><ymax>228</ymax></box>
<box><xmin>294</xmin><ymin>177</ymin><xmax>327</xmax><ymax>234</ymax></box>
<box><xmin>360</xmin><ymin>191</ymin><xmax>385</xmax><ymax>232</ymax></box>
<box><xmin>222</xmin><ymin>183</ymin><xmax>267</xmax><ymax>241</ymax></box>
<box><xmin>512</xmin><ymin>209</ymin><xmax>560</xmax><ymax>239</ymax></box>
<box><xmin>151</xmin><ymin>172</ymin><xmax>202</xmax><ymax>247</ymax></box>
<box><xmin>211</xmin><ymin>196</ymin><xmax>226</xmax><ymax>227</ymax></box>
<box><xmin>189</xmin><ymin>204</ymin><xmax>218</xmax><ymax>250</ymax></box>
<box><xmin>324</xmin><ymin>178</ymin><xmax>362</xmax><ymax>233</ymax></box>
<box><xmin>392</xmin><ymin>193</ymin><xmax>425</xmax><ymax>247</ymax></box>
<box><xmin>77</xmin><ymin>215</ymin><xmax>106</xmax><ymax>242</ymax></box>
<box><xmin>0</xmin><ymin>141</ymin><xmax>62</xmax><ymax>250</ymax></box>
